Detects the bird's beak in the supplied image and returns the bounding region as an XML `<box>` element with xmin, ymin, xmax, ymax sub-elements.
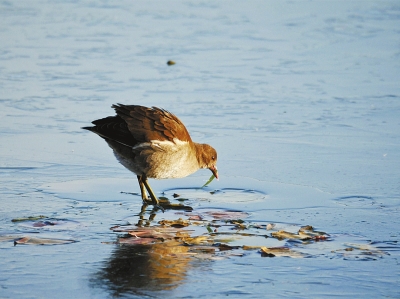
<box><xmin>209</xmin><ymin>165</ymin><xmax>219</xmax><ymax>180</ymax></box>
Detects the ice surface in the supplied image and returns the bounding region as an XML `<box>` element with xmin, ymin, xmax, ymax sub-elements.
<box><xmin>1</xmin><ymin>1</ymin><xmax>399</xmax><ymax>298</ymax></box>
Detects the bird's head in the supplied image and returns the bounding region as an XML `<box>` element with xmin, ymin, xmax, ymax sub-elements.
<box><xmin>197</xmin><ymin>143</ymin><xmax>218</xmax><ymax>179</ymax></box>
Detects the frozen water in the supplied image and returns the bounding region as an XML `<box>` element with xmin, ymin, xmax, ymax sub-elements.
<box><xmin>1</xmin><ymin>1</ymin><xmax>399</xmax><ymax>298</ymax></box>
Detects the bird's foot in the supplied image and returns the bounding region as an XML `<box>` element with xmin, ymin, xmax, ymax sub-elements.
<box><xmin>154</xmin><ymin>204</ymin><xmax>165</xmax><ymax>212</ymax></box>
<box><xmin>141</xmin><ymin>199</ymin><xmax>165</xmax><ymax>212</ymax></box>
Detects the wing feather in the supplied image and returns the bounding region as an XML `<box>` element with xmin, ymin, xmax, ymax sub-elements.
<box><xmin>112</xmin><ymin>104</ymin><xmax>192</xmax><ymax>143</ymax></box>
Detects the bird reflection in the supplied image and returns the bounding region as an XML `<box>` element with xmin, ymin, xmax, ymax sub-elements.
<box><xmin>137</xmin><ymin>203</ymin><xmax>158</xmax><ymax>227</ymax></box>
<box><xmin>93</xmin><ymin>242</ymin><xmax>192</xmax><ymax>296</ymax></box>
<box><xmin>91</xmin><ymin>204</ymin><xmax>196</xmax><ymax>296</ymax></box>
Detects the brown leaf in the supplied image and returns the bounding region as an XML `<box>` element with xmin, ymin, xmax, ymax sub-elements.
<box><xmin>13</xmin><ymin>236</ymin><xmax>76</xmax><ymax>246</ymax></box>
<box><xmin>32</xmin><ymin>221</ymin><xmax>56</xmax><ymax>227</ymax></box>
<box><xmin>128</xmin><ymin>228</ymin><xmax>183</xmax><ymax>240</ymax></box>
<box><xmin>182</xmin><ymin>235</ymin><xmax>210</xmax><ymax>246</ymax></box>
<box><xmin>298</xmin><ymin>225</ymin><xmax>328</xmax><ymax>237</ymax></box>
<box><xmin>260</xmin><ymin>246</ymin><xmax>305</xmax><ymax>258</ymax></box>
<box><xmin>118</xmin><ymin>237</ymin><xmax>158</xmax><ymax>245</ymax></box>
<box><xmin>271</xmin><ymin>230</ymin><xmax>311</xmax><ymax>240</ymax></box>
<box><xmin>158</xmin><ymin>218</ymin><xmax>190</xmax><ymax>228</ymax></box>
<box><xmin>242</xmin><ymin>245</ymin><xmax>262</xmax><ymax>250</ymax></box>
<box><xmin>188</xmin><ymin>246</ymin><xmax>216</xmax><ymax>254</ymax></box>
<box><xmin>215</xmin><ymin>243</ymin><xmax>241</xmax><ymax>251</ymax></box>
<box><xmin>11</xmin><ymin>215</ymin><xmax>47</xmax><ymax>222</ymax></box>
<box><xmin>188</xmin><ymin>215</ymin><xmax>203</xmax><ymax>221</ymax></box>
<box><xmin>205</xmin><ymin>211</ymin><xmax>249</xmax><ymax>220</ymax></box>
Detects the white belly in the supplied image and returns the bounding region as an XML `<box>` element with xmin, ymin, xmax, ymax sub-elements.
<box><xmin>113</xmin><ymin>138</ymin><xmax>200</xmax><ymax>179</ymax></box>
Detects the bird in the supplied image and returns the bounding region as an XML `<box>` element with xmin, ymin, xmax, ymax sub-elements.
<box><xmin>82</xmin><ymin>104</ymin><xmax>218</xmax><ymax>210</ymax></box>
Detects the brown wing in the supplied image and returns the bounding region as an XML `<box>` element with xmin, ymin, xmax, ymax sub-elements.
<box><xmin>82</xmin><ymin>115</ymin><xmax>137</xmax><ymax>147</ymax></box>
<box><xmin>112</xmin><ymin>104</ymin><xmax>192</xmax><ymax>143</ymax></box>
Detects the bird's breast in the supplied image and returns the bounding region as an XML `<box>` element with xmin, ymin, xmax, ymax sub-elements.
<box><xmin>134</xmin><ymin>139</ymin><xmax>200</xmax><ymax>179</ymax></box>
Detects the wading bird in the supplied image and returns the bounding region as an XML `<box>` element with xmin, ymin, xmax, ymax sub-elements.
<box><xmin>83</xmin><ymin>104</ymin><xmax>218</xmax><ymax>210</ymax></box>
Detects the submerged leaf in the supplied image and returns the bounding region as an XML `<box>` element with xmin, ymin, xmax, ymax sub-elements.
<box><xmin>13</xmin><ymin>236</ymin><xmax>76</xmax><ymax>246</ymax></box>
<box><xmin>205</xmin><ymin>211</ymin><xmax>249</xmax><ymax>220</ymax></box>
<box><xmin>32</xmin><ymin>221</ymin><xmax>56</xmax><ymax>227</ymax></box>
<box><xmin>118</xmin><ymin>237</ymin><xmax>157</xmax><ymax>245</ymax></box>
<box><xmin>260</xmin><ymin>246</ymin><xmax>305</xmax><ymax>258</ymax></box>
<box><xmin>158</xmin><ymin>218</ymin><xmax>190</xmax><ymax>228</ymax></box>
<box><xmin>176</xmin><ymin>197</ymin><xmax>189</xmax><ymax>202</ymax></box>
<box><xmin>128</xmin><ymin>227</ymin><xmax>187</xmax><ymax>239</ymax></box>
<box><xmin>182</xmin><ymin>235</ymin><xmax>210</xmax><ymax>246</ymax></box>
<box><xmin>144</xmin><ymin>199</ymin><xmax>193</xmax><ymax>211</ymax></box>
<box><xmin>271</xmin><ymin>230</ymin><xmax>312</xmax><ymax>241</ymax></box>
<box><xmin>213</xmin><ymin>243</ymin><xmax>240</xmax><ymax>251</ymax></box>
<box><xmin>231</xmin><ymin>221</ymin><xmax>247</xmax><ymax>230</ymax></box>
<box><xmin>298</xmin><ymin>225</ymin><xmax>328</xmax><ymax>237</ymax></box>
<box><xmin>188</xmin><ymin>246</ymin><xmax>216</xmax><ymax>254</ymax></box>
<box><xmin>11</xmin><ymin>215</ymin><xmax>47</xmax><ymax>222</ymax></box>
<box><xmin>127</xmin><ymin>230</ymin><xmax>176</xmax><ymax>240</ymax></box>
<box><xmin>243</xmin><ymin>245</ymin><xmax>263</xmax><ymax>250</ymax></box>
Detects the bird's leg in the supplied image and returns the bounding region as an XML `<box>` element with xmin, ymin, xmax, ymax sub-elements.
<box><xmin>142</xmin><ymin>175</ymin><xmax>164</xmax><ymax>212</ymax></box>
<box><xmin>137</xmin><ymin>175</ymin><xmax>150</xmax><ymax>204</ymax></box>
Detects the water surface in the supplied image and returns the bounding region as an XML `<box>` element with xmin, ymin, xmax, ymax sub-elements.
<box><xmin>1</xmin><ymin>1</ymin><xmax>399</xmax><ymax>298</ymax></box>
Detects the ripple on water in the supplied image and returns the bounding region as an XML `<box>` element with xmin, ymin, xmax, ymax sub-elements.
<box><xmin>41</xmin><ymin>176</ymin><xmax>332</xmax><ymax>212</ymax></box>
<box><xmin>333</xmin><ymin>195</ymin><xmax>376</xmax><ymax>208</ymax></box>
<box><xmin>163</xmin><ymin>187</ymin><xmax>267</xmax><ymax>204</ymax></box>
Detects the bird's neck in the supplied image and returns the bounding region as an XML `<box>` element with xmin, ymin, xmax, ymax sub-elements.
<box><xmin>193</xmin><ymin>142</ymin><xmax>207</xmax><ymax>169</ymax></box>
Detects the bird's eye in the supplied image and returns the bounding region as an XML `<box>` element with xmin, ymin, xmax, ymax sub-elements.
<box><xmin>212</xmin><ymin>156</ymin><xmax>215</xmax><ymax>160</ymax></box>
